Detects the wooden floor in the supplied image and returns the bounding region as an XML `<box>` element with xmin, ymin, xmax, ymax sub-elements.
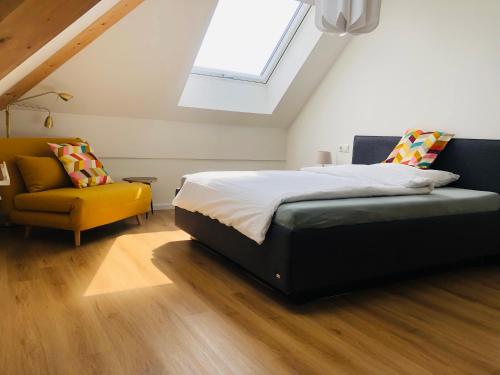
<box><xmin>1</xmin><ymin>210</ymin><xmax>499</xmax><ymax>375</ymax></box>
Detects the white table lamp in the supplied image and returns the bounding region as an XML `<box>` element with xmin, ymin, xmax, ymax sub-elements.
<box><xmin>317</xmin><ymin>151</ymin><xmax>332</xmax><ymax>167</ymax></box>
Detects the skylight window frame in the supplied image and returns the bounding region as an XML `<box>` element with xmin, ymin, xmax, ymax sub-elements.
<box><xmin>192</xmin><ymin>3</ymin><xmax>311</xmax><ymax>84</ymax></box>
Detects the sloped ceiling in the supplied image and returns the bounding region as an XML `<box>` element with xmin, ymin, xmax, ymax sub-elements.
<box><xmin>0</xmin><ymin>0</ymin><xmax>99</xmax><ymax>81</ymax></box>
<box><xmin>19</xmin><ymin>0</ymin><xmax>348</xmax><ymax>128</ymax></box>
<box><xmin>0</xmin><ymin>0</ymin><xmax>145</xmax><ymax>110</ymax></box>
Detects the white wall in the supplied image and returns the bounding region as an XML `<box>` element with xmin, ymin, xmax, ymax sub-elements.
<box><xmin>287</xmin><ymin>0</ymin><xmax>500</xmax><ymax>169</ymax></box>
<box><xmin>1</xmin><ymin>111</ymin><xmax>286</xmax><ymax>208</ymax></box>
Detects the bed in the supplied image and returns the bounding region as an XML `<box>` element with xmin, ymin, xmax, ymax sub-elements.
<box><xmin>174</xmin><ymin>136</ymin><xmax>500</xmax><ymax>301</ymax></box>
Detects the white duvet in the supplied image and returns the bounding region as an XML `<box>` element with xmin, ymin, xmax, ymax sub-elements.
<box><xmin>173</xmin><ymin>164</ymin><xmax>459</xmax><ymax>244</ymax></box>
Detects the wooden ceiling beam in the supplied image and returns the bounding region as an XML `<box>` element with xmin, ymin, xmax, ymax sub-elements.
<box><xmin>0</xmin><ymin>0</ymin><xmax>144</xmax><ymax>111</ymax></box>
<box><xmin>0</xmin><ymin>0</ymin><xmax>100</xmax><ymax>81</ymax></box>
<box><xmin>0</xmin><ymin>0</ymin><xmax>24</xmax><ymax>23</ymax></box>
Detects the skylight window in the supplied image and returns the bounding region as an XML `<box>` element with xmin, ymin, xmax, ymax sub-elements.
<box><xmin>192</xmin><ymin>0</ymin><xmax>310</xmax><ymax>83</ymax></box>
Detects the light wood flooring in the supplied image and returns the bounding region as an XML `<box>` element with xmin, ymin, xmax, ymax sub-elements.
<box><xmin>0</xmin><ymin>210</ymin><xmax>499</xmax><ymax>375</ymax></box>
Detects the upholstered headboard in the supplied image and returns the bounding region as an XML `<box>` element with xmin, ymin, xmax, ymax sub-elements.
<box><xmin>352</xmin><ymin>135</ymin><xmax>500</xmax><ymax>194</ymax></box>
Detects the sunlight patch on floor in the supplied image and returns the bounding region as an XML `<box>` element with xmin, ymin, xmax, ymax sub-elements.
<box><xmin>84</xmin><ymin>231</ymin><xmax>184</xmax><ymax>296</ymax></box>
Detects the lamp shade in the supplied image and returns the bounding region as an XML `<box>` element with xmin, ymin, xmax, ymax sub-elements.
<box><xmin>44</xmin><ymin>115</ymin><xmax>54</xmax><ymax>129</ymax></box>
<box><xmin>317</xmin><ymin>151</ymin><xmax>332</xmax><ymax>166</ymax></box>
<box><xmin>297</xmin><ymin>0</ymin><xmax>381</xmax><ymax>35</ymax></box>
<box><xmin>58</xmin><ymin>92</ymin><xmax>73</xmax><ymax>101</ymax></box>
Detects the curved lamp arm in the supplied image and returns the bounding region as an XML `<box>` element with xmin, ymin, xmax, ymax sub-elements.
<box><xmin>14</xmin><ymin>91</ymin><xmax>73</xmax><ymax>103</ymax></box>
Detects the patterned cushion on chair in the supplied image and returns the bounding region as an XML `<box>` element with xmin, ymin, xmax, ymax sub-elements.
<box><xmin>48</xmin><ymin>142</ymin><xmax>113</xmax><ymax>188</ymax></box>
<box><xmin>384</xmin><ymin>129</ymin><xmax>453</xmax><ymax>168</ymax></box>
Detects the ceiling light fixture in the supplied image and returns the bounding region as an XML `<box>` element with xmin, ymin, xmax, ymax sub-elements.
<box><xmin>296</xmin><ymin>0</ymin><xmax>381</xmax><ymax>35</ymax></box>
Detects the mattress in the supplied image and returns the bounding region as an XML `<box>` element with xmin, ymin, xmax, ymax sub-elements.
<box><xmin>274</xmin><ymin>187</ymin><xmax>500</xmax><ymax>230</ymax></box>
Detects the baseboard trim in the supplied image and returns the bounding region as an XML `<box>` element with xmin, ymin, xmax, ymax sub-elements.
<box><xmin>154</xmin><ymin>203</ymin><xmax>173</xmax><ymax>210</ymax></box>
<box><xmin>102</xmin><ymin>156</ymin><xmax>286</xmax><ymax>162</ymax></box>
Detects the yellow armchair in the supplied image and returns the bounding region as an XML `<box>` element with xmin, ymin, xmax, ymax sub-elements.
<box><xmin>0</xmin><ymin>138</ymin><xmax>151</xmax><ymax>246</ymax></box>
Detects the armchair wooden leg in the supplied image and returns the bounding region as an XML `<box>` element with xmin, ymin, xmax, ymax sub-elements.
<box><xmin>24</xmin><ymin>226</ymin><xmax>32</xmax><ymax>239</ymax></box>
<box><xmin>74</xmin><ymin>230</ymin><xmax>81</xmax><ymax>247</ymax></box>
<box><xmin>136</xmin><ymin>215</ymin><xmax>143</xmax><ymax>225</ymax></box>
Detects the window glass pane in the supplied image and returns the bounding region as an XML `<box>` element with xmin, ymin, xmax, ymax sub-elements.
<box><xmin>193</xmin><ymin>0</ymin><xmax>300</xmax><ymax>77</ymax></box>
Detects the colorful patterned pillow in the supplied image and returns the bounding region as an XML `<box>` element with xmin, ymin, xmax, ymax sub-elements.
<box><xmin>383</xmin><ymin>129</ymin><xmax>453</xmax><ymax>169</ymax></box>
<box><xmin>48</xmin><ymin>142</ymin><xmax>113</xmax><ymax>188</ymax></box>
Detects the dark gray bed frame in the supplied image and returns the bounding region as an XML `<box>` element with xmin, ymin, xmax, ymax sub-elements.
<box><xmin>175</xmin><ymin>136</ymin><xmax>500</xmax><ymax>301</ymax></box>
